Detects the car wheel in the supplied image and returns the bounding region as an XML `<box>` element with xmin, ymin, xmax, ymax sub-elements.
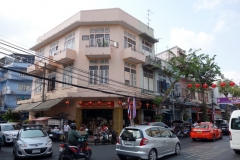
<box><xmin>148</xmin><ymin>149</ymin><xmax>157</xmax><ymax>160</ymax></box>
<box><xmin>2</xmin><ymin>136</ymin><xmax>6</xmax><ymax>146</ymax></box>
<box><xmin>192</xmin><ymin>138</ymin><xmax>196</xmax><ymax>141</ymax></box>
<box><xmin>118</xmin><ymin>155</ymin><xmax>127</xmax><ymax>160</ymax></box>
<box><xmin>212</xmin><ymin>135</ymin><xmax>216</xmax><ymax>142</ymax></box>
<box><xmin>48</xmin><ymin>152</ymin><xmax>53</xmax><ymax>157</ymax></box>
<box><xmin>234</xmin><ymin>150</ymin><xmax>240</xmax><ymax>154</ymax></box>
<box><xmin>14</xmin><ymin>150</ymin><xmax>19</xmax><ymax>160</ymax></box>
<box><xmin>175</xmin><ymin>143</ymin><xmax>181</xmax><ymax>155</ymax></box>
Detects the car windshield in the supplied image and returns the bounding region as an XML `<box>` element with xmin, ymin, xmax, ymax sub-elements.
<box><xmin>220</xmin><ymin>124</ymin><xmax>228</xmax><ymax>127</ymax></box>
<box><xmin>120</xmin><ymin>129</ymin><xmax>142</xmax><ymax>139</ymax></box>
<box><xmin>231</xmin><ymin>118</ymin><xmax>240</xmax><ymax>130</ymax></box>
<box><xmin>20</xmin><ymin>129</ymin><xmax>47</xmax><ymax>138</ymax></box>
<box><xmin>195</xmin><ymin>125</ymin><xmax>209</xmax><ymax>128</ymax></box>
<box><xmin>2</xmin><ymin>124</ymin><xmax>21</xmax><ymax>131</ymax></box>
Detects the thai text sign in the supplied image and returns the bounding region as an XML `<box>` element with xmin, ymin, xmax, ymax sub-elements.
<box><xmin>217</xmin><ymin>97</ymin><xmax>240</xmax><ymax>104</ymax></box>
<box><xmin>80</xmin><ymin>101</ymin><xmax>114</xmax><ymax>108</ymax></box>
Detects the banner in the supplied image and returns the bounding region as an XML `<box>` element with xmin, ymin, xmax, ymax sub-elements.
<box><xmin>133</xmin><ymin>97</ymin><xmax>136</xmax><ymax>118</ymax></box>
<box><xmin>217</xmin><ymin>97</ymin><xmax>240</xmax><ymax>104</ymax></box>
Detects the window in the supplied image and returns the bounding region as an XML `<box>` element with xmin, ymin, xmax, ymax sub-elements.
<box><xmin>157</xmin><ymin>78</ymin><xmax>169</xmax><ymax>93</ymax></box>
<box><xmin>89</xmin><ymin>66</ymin><xmax>98</xmax><ymax>85</ymax></box>
<box><xmin>100</xmin><ymin>66</ymin><xmax>109</xmax><ymax>84</ymax></box>
<box><xmin>231</xmin><ymin>118</ymin><xmax>240</xmax><ymax>130</ymax></box>
<box><xmin>88</xmin><ymin>33</ymin><xmax>110</xmax><ymax>47</ymax></box>
<box><xmin>142</xmin><ymin>40</ymin><xmax>152</xmax><ymax>55</ymax></box>
<box><xmin>120</xmin><ymin>129</ymin><xmax>142</xmax><ymax>139</ymax></box>
<box><xmin>143</xmin><ymin>69</ymin><xmax>153</xmax><ymax>91</ymax></box>
<box><xmin>204</xmin><ymin>92</ymin><xmax>209</xmax><ymax>102</ymax></box>
<box><xmin>47</xmin><ymin>73</ymin><xmax>56</xmax><ymax>91</ymax></box>
<box><xmin>82</xmin><ymin>35</ymin><xmax>89</xmax><ymax>40</ymax></box>
<box><xmin>124</xmin><ymin>36</ymin><xmax>136</xmax><ymax>51</ymax></box>
<box><xmin>64</xmin><ymin>32</ymin><xmax>75</xmax><ymax>50</ymax></box>
<box><xmin>35</xmin><ymin>78</ymin><xmax>42</xmax><ymax>93</ymax></box>
<box><xmin>124</xmin><ymin>31</ymin><xmax>136</xmax><ymax>40</ymax></box>
<box><xmin>18</xmin><ymin>84</ymin><xmax>31</xmax><ymax>91</ymax></box>
<box><xmin>150</xmin><ymin>128</ymin><xmax>161</xmax><ymax>137</ymax></box>
<box><xmin>63</xmin><ymin>64</ymin><xmax>73</xmax><ymax>88</ymax></box>
<box><xmin>105</xmin><ymin>28</ymin><xmax>110</xmax><ymax>33</ymax></box>
<box><xmin>49</xmin><ymin>41</ymin><xmax>58</xmax><ymax>56</ymax></box>
<box><xmin>159</xmin><ymin>129</ymin><xmax>170</xmax><ymax>137</ymax></box>
<box><xmin>124</xmin><ymin>62</ymin><xmax>136</xmax><ymax>87</ymax></box>
<box><xmin>20</xmin><ymin>129</ymin><xmax>47</xmax><ymax>138</ymax></box>
<box><xmin>19</xmin><ymin>69</ymin><xmax>28</xmax><ymax>77</ymax></box>
<box><xmin>95</xmin><ymin>28</ymin><xmax>104</xmax><ymax>33</ymax></box>
<box><xmin>2</xmin><ymin>124</ymin><xmax>21</xmax><ymax>131</ymax></box>
<box><xmin>36</xmin><ymin>48</ymin><xmax>44</xmax><ymax>61</ymax></box>
<box><xmin>16</xmin><ymin>98</ymin><xmax>21</xmax><ymax>104</ymax></box>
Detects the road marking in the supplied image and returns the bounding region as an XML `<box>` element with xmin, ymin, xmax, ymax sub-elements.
<box><xmin>185</xmin><ymin>154</ymin><xmax>196</xmax><ymax>158</ymax></box>
<box><xmin>213</xmin><ymin>146</ymin><xmax>219</xmax><ymax>148</ymax></box>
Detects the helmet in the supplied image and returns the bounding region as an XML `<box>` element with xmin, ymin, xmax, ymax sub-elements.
<box><xmin>70</xmin><ymin>123</ymin><xmax>76</xmax><ymax>130</ymax></box>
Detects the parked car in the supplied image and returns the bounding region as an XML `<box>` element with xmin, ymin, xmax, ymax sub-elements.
<box><xmin>0</xmin><ymin>123</ymin><xmax>21</xmax><ymax>145</ymax></box>
<box><xmin>190</xmin><ymin>122</ymin><xmax>222</xmax><ymax>141</ymax></box>
<box><xmin>229</xmin><ymin>110</ymin><xmax>240</xmax><ymax>154</ymax></box>
<box><xmin>139</xmin><ymin>122</ymin><xmax>175</xmax><ymax>134</ymax></box>
<box><xmin>116</xmin><ymin>125</ymin><xmax>181</xmax><ymax>160</ymax></box>
<box><xmin>13</xmin><ymin>124</ymin><xmax>53</xmax><ymax>160</ymax></box>
<box><xmin>220</xmin><ymin>123</ymin><xmax>229</xmax><ymax>135</ymax></box>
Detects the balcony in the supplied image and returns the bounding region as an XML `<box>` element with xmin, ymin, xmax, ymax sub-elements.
<box><xmin>53</xmin><ymin>48</ymin><xmax>76</xmax><ymax>64</ymax></box>
<box><xmin>85</xmin><ymin>45</ymin><xmax>112</xmax><ymax>59</ymax></box>
<box><xmin>142</xmin><ymin>56</ymin><xmax>161</xmax><ymax>69</ymax></box>
<box><xmin>27</xmin><ymin>62</ymin><xmax>43</xmax><ymax>75</ymax></box>
<box><xmin>122</xmin><ymin>47</ymin><xmax>145</xmax><ymax>64</ymax></box>
<box><xmin>39</xmin><ymin>56</ymin><xmax>58</xmax><ymax>70</ymax></box>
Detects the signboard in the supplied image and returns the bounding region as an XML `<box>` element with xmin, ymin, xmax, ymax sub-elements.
<box><xmin>217</xmin><ymin>97</ymin><xmax>240</xmax><ymax>104</ymax></box>
<box><xmin>80</xmin><ymin>101</ymin><xmax>114</xmax><ymax>108</ymax></box>
<box><xmin>48</xmin><ymin>119</ymin><xmax>60</xmax><ymax>125</ymax></box>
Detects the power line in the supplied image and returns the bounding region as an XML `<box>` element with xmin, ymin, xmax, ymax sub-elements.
<box><xmin>0</xmin><ymin>39</ymin><xmax>154</xmax><ymax>94</ymax></box>
<box><xmin>0</xmin><ymin>47</ymin><xmax>156</xmax><ymax>99</ymax></box>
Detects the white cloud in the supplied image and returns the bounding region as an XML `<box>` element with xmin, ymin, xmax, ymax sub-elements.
<box><xmin>222</xmin><ymin>71</ymin><xmax>240</xmax><ymax>84</ymax></box>
<box><xmin>169</xmin><ymin>28</ymin><xmax>215</xmax><ymax>51</ymax></box>
<box><xmin>213</xmin><ymin>20</ymin><xmax>226</xmax><ymax>32</ymax></box>
<box><xmin>194</xmin><ymin>0</ymin><xmax>221</xmax><ymax>11</ymax></box>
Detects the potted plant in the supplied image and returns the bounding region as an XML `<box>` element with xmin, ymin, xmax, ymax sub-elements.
<box><xmin>155</xmin><ymin>114</ymin><xmax>163</xmax><ymax>122</ymax></box>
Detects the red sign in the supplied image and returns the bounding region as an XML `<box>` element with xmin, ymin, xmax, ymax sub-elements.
<box><xmin>79</xmin><ymin>101</ymin><xmax>114</xmax><ymax>108</ymax></box>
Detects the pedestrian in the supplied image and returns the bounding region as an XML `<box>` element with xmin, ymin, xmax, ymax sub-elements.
<box><xmin>63</xmin><ymin>122</ymin><xmax>70</xmax><ymax>142</ymax></box>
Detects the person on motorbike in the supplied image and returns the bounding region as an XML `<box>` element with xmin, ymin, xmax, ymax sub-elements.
<box><xmin>67</xmin><ymin>123</ymin><xmax>85</xmax><ymax>155</ymax></box>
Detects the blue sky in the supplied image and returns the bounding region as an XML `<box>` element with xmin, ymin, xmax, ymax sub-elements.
<box><xmin>0</xmin><ymin>0</ymin><xmax>239</xmax><ymax>83</ymax></box>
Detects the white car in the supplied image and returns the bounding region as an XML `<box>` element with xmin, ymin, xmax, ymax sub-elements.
<box><xmin>229</xmin><ymin>110</ymin><xmax>240</xmax><ymax>154</ymax></box>
<box><xmin>0</xmin><ymin>123</ymin><xmax>21</xmax><ymax>145</ymax></box>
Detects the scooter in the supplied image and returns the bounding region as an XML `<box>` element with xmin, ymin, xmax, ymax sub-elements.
<box><xmin>58</xmin><ymin>136</ymin><xmax>92</xmax><ymax>160</ymax></box>
<box><xmin>101</xmin><ymin>130</ymin><xmax>110</xmax><ymax>145</ymax></box>
<box><xmin>93</xmin><ymin>132</ymin><xmax>102</xmax><ymax>145</ymax></box>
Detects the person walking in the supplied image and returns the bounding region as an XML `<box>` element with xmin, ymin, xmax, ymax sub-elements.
<box><xmin>63</xmin><ymin>122</ymin><xmax>70</xmax><ymax>142</ymax></box>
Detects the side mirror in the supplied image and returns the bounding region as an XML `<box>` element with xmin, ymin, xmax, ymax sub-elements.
<box><xmin>49</xmin><ymin>134</ymin><xmax>53</xmax><ymax>137</ymax></box>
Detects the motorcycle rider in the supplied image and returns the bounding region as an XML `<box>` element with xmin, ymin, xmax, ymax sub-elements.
<box><xmin>67</xmin><ymin>123</ymin><xmax>85</xmax><ymax>155</ymax></box>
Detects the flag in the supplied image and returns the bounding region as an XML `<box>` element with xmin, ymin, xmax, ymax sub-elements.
<box><xmin>128</xmin><ymin>97</ymin><xmax>131</xmax><ymax>120</ymax></box>
<box><xmin>133</xmin><ymin>97</ymin><xmax>136</xmax><ymax>118</ymax></box>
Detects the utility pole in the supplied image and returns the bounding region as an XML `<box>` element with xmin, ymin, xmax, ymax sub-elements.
<box><xmin>145</xmin><ymin>9</ymin><xmax>153</xmax><ymax>29</ymax></box>
<box><xmin>42</xmin><ymin>63</ymin><xmax>46</xmax><ymax>102</ymax></box>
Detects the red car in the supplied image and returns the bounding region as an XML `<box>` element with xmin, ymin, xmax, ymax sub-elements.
<box><xmin>190</xmin><ymin>122</ymin><xmax>223</xmax><ymax>141</ymax></box>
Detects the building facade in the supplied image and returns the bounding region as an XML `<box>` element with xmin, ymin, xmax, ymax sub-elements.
<box><xmin>0</xmin><ymin>54</ymin><xmax>34</xmax><ymax>120</ymax></box>
<box><xmin>16</xmin><ymin>8</ymin><xmax>159</xmax><ymax>134</ymax></box>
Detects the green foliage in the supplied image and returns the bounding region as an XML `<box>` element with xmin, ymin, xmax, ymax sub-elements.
<box><xmin>200</xmin><ymin>102</ymin><xmax>209</xmax><ymax>121</ymax></box>
<box><xmin>153</xmin><ymin>96</ymin><xmax>162</xmax><ymax>106</ymax></box>
<box><xmin>155</xmin><ymin>114</ymin><xmax>163</xmax><ymax>122</ymax></box>
<box><xmin>183</xmin><ymin>112</ymin><xmax>189</xmax><ymax>121</ymax></box>
<box><xmin>2</xmin><ymin>109</ymin><xmax>20</xmax><ymax>122</ymax></box>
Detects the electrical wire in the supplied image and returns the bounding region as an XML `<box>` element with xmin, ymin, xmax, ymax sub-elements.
<box><xmin>0</xmin><ymin>39</ymin><xmax>157</xmax><ymax>95</ymax></box>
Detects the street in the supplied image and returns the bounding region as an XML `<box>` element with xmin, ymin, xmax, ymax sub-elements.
<box><xmin>0</xmin><ymin>135</ymin><xmax>239</xmax><ymax>160</ymax></box>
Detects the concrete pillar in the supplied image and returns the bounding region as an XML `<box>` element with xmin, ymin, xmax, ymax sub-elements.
<box><xmin>76</xmin><ymin>108</ymin><xmax>82</xmax><ymax>129</ymax></box>
<box><xmin>113</xmin><ymin>107</ymin><xmax>123</xmax><ymax>135</ymax></box>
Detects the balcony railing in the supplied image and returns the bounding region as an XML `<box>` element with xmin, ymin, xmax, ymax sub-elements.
<box><xmin>143</xmin><ymin>56</ymin><xmax>161</xmax><ymax>69</ymax></box>
<box><xmin>53</xmin><ymin>48</ymin><xmax>76</xmax><ymax>64</ymax></box>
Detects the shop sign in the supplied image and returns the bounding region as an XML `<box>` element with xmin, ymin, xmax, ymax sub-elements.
<box><xmin>217</xmin><ymin>97</ymin><xmax>240</xmax><ymax>104</ymax></box>
<box><xmin>80</xmin><ymin>101</ymin><xmax>114</xmax><ymax>108</ymax></box>
<box><xmin>48</xmin><ymin>119</ymin><xmax>60</xmax><ymax>125</ymax></box>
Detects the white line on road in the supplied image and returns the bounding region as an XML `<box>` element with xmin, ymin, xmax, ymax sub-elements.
<box><xmin>213</xmin><ymin>146</ymin><xmax>219</xmax><ymax>148</ymax></box>
<box><xmin>185</xmin><ymin>154</ymin><xmax>197</xmax><ymax>158</ymax></box>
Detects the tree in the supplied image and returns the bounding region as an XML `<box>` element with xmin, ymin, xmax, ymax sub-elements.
<box><xmin>186</xmin><ymin>52</ymin><xmax>222</xmax><ymax>121</ymax></box>
<box><xmin>2</xmin><ymin>108</ymin><xmax>20</xmax><ymax>122</ymax></box>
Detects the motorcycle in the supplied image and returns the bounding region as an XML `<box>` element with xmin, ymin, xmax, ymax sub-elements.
<box><xmin>177</xmin><ymin>129</ymin><xmax>190</xmax><ymax>138</ymax></box>
<box><xmin>93</xmin><ymin>132</ymin><xmax>102</xmax><ymax>145</ymax></box>
<box><xmin>101</xmin><ymin>130</ymin><xmax>110</xmax><ymax>145</ymax></box>
<box><xmin>109</xmin><ymin>129</ymin><xmax>117</xmax><ymax>144</ymax></box>
<box><xmin>58</xmin><ymin>136</ymin><xmax>92</xmax><ymax>160</ymax></box>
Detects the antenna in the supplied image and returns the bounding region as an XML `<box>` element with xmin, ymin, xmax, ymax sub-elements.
<box><xmin>145</xmin><ymin>9</ymin><xmax>153</xmax><ymax>29</ymax></box>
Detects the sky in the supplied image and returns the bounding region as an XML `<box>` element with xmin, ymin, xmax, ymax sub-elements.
<box><xmin>0</xmin><ymin>0</ymin><xmax>240</xmax><ymax>83</ymax></box>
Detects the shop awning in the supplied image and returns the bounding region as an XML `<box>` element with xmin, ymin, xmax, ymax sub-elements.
<box><xmin>29</xmin><ymin>117</ymin><xmax>52</xmax><ymax>121</ymax></box>
<box><xmin>32</xmin><ymin>98</ymin><xmax>63</xmax><ymax>111</ymax></box>
<box><xmin>21</xmin><ymin>102</ymin><xmax>42</xmax><ymax>111</ymax></box>
<box><xmin>14</xmin><ymin>103</ymin><xmax>33</xmax><ymax>112</ymax></box>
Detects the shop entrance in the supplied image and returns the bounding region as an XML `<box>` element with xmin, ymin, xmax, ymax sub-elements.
<box><xmin>82</xmin><ymin>109</ymin><xmax>113</xmax><ymax>135</ymax></box>
<box><xmin>144</xmin><ymin>110</ymin><xmax>156</xmax><ymax>122</ymax></box>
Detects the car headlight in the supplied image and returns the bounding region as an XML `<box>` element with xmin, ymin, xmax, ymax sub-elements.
<box><xmin>46</xmin><ymin>140</ymin><xmax>52</xmax><ymax>146</ymax></box>
<box><xmin>4</xmin><ymin>134</ymin><xmax>12</xmax><ymax>136</ymax></box>
<box><xmin>18</xmin><ymin>142</ymin><xmax>27</xmax><ymax>148</ymax></box>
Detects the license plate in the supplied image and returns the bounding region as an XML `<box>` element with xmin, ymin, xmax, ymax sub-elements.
<box><xmin>124</xmin><ymin>141</ymin><xmax>132</xmax><ymax>145</ymax></box>
<box><xmin>197</xmin><ymin>131</ymin><xmax>202</xmax><ymax>133</ymax></box>
<box><xmin>32</xmin><ymin>149</ymin><xmax>40</xmax><ymax>153</ymax></box>
<box><xmin>59</xmin><ymin>148</ymin><xmax>63</xmax><ymax>152</ymax></box>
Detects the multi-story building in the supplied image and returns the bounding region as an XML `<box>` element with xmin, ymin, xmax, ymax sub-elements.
<box><xmin>16</xmin><ymin>8</ymin><xmax>160</xmax><ymax>134</ymax></box>
<box><xmin>0</xmin><ymin>53</ymin><xmax>34</xmax><ymax>120</ymax></box>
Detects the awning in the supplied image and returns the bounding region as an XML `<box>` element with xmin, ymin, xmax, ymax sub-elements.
<box><xmin>21</xmin><ymin>102</ymin><xmax>42</xmax><ymax>111</ymax></box>
<box><xmin>29</xmin><ymin>117</ymin><xmax>52</xmax><ymax>121</ymax></box>
<box><xmin>32</xmin><ymin>98</ymin><xmax>63</xmax><ymax>111</ymax></box>
<box><xmin>139</xmin><ymin>33</ymin><xmax>159</xmax><ymax>43</ymax></box>
<box><xmin>14</xmin><ymin>103</ymin><xmax>33</xmax><ymax>112</ymax></box>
